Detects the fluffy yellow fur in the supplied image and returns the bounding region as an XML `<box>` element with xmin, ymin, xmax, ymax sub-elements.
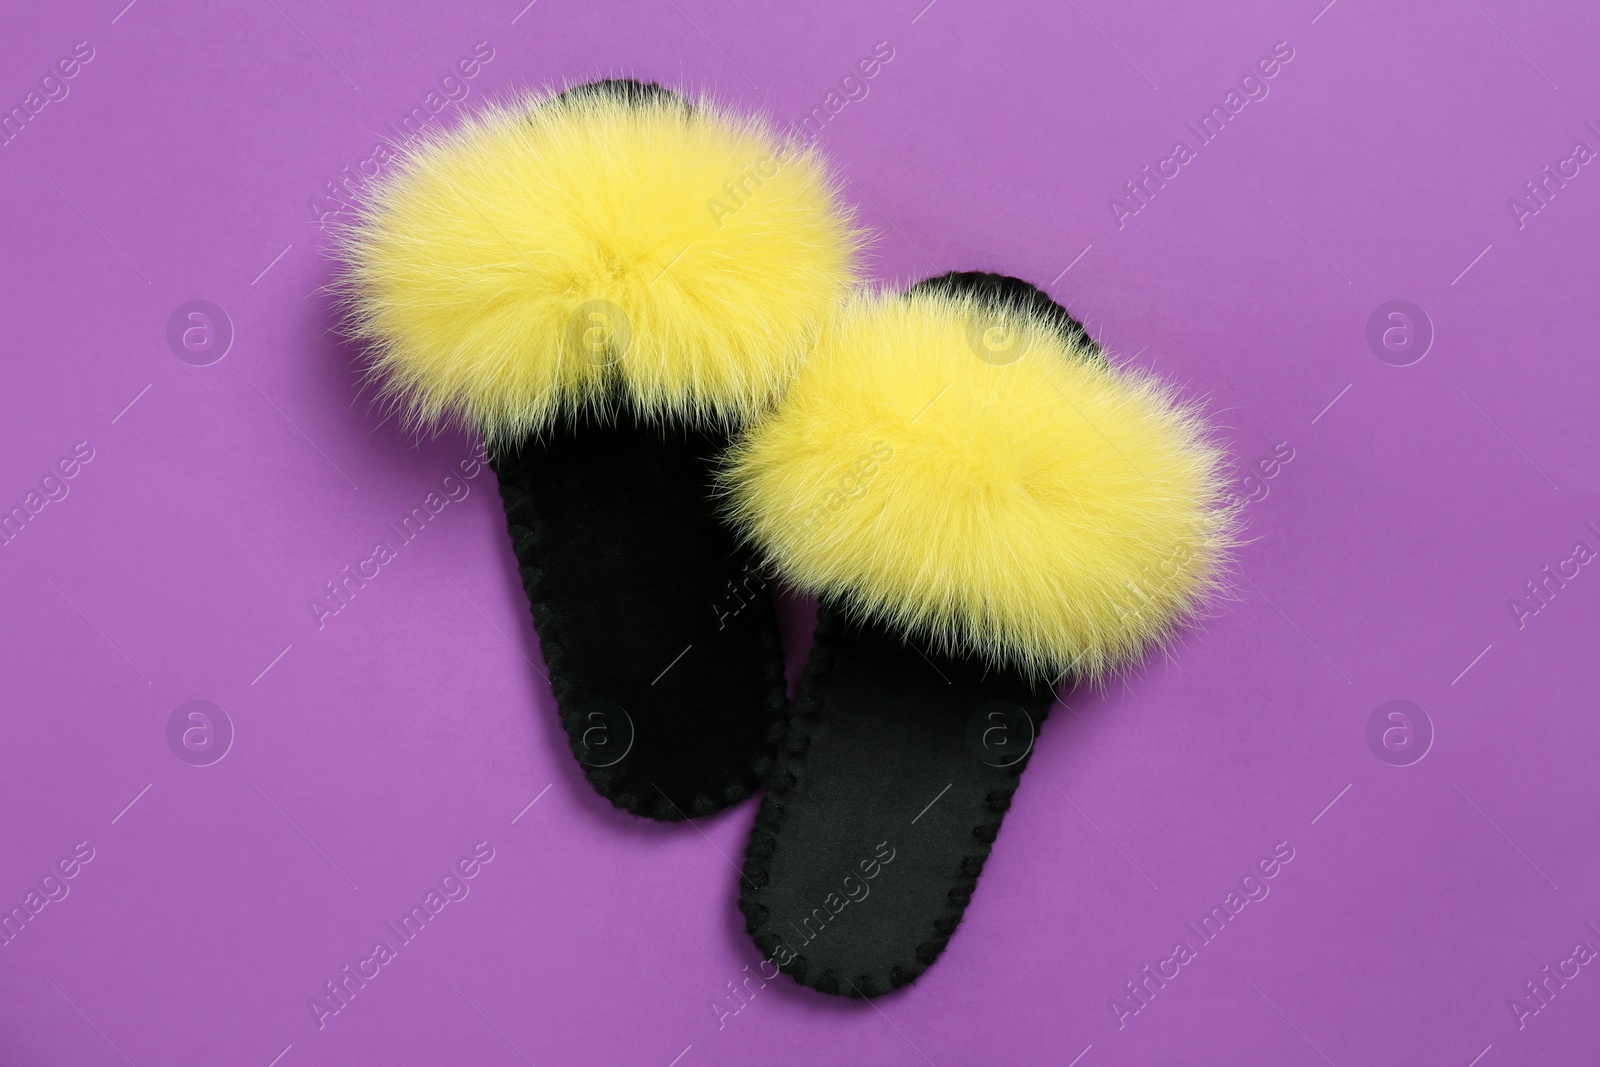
<box><xmin>722</xmin><ymin>290</ymin><xmax>1235</xmax><ymax>681</ymax></box>
<box><xmin>341</xmin><ymin>88</ymin><xmax>862</xmax><ymax>442</ymax></box>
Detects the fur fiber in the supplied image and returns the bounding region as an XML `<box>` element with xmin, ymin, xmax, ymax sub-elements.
<box><xmin>722</xmin><ymin>288</ymin><xmax>1236</xmax><ymax>681</ymax></box>
<box><xmin>341</xmin><ymin>86</ymin><xmax>862</xmax><ymax>444</ymax></box>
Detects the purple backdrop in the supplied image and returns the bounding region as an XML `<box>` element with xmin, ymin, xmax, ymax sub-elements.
<box><xmin>3</xmin><ymin>1</ymin><xmax>1598</xmax><ymax>1064</ymax></box>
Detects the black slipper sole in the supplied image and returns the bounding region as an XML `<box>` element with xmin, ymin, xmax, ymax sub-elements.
<box><xmin>491</xmin><ymin>407</ymin><xmax>786</xmax><ymax>821</ymax></box>
<box><xmin>738</xmin><ymin>604</ymin><xmax>1055</xmax><ymax>996</ymax></box>
<box><xmin>906</xmin><ymin>269</ymin><xmax>1105</xmax><ymax>365</ymax></box>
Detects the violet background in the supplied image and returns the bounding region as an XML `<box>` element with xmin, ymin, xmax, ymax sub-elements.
<box><xmin>2</xmin><ymin>0</ymin><xmax>1598</xmax><ymax>1064</ymax></box>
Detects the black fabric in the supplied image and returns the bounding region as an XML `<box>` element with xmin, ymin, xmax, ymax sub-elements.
<box><xmin>491</xmin><ymin>407</ymin><xmax>786</xmax><ymax>821</ymax></box>
<box><xmin>907</xmin><ymin>269</ymin><xmax>1106</xmax><ymax>365</ymax></box>
<box><xmin>739</xmin><ymin>606</ymin><xmax>1055</xmax><ymax>997</ymax></box>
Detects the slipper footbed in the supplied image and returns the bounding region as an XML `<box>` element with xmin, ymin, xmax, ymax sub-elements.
<box><xmin>740</xmin><ymin>604</ymin><xmax>1055</xmax><ymax>996</ymax></box>
<box><xmin>492</xmin><ymin>408</ymin><xmax>786</xmax><ymax>821</ymax></box>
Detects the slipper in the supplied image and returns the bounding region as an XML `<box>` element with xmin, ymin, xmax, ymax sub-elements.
<box><xmin>722</xmin><ymin>273</ymin><xmax>1233</xmax><ymax>993</ymax></box>
<box><xmin>342</xmin><ymin>79</ymin><xmax>862</xmax><ymax>820</ymax></box>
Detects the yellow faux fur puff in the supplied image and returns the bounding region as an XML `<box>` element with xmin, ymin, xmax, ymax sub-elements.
<box><xmin>341</xmin><ymin>87</ymin><xmax>862</xmax><ymax>444</ymax></box>
<box><xmin>722</xmin><ymin>290</ymin><xmax>1236</xmax><ymax>681</ymax></box>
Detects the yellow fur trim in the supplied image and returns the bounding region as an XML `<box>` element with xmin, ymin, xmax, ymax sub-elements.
<box><xmin>341</xmin><ymin>88</ymin><xmax>863</xmax><ymax>443</ymax></box>
<box><xmin>722</xmin><ymin>290</ymin><xmax>1235</xmax><ymax>680</ymax></box>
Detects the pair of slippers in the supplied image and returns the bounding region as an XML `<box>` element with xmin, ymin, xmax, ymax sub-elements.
<box><xmin>342</xmin><ymin>79</ymin><xmax>1232</xmax><ymax>997</ymax></box>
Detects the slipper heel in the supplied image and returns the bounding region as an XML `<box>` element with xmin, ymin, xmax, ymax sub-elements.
<box><xmin>725</xmin><ymin>274</ymin><xmax>1234</xmax><ymax>989</ymax></box>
